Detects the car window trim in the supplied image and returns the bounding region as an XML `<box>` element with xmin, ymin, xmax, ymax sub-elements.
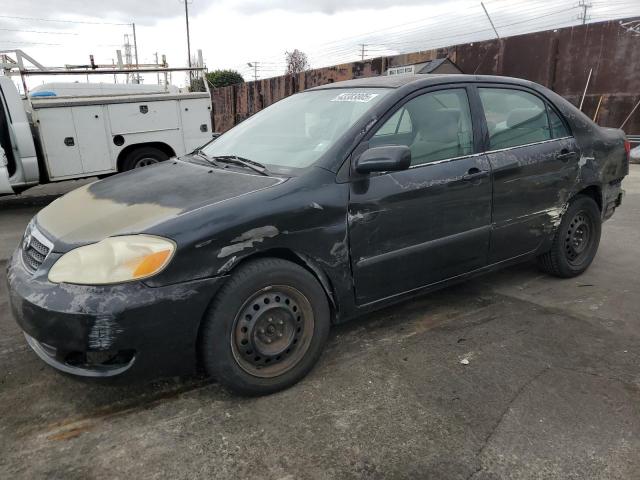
<box><xmin>545</xmin><ymin>100</ymin><xmax>573</xmax><ymax>138</ymax></box>
<box><xmin>483</xmin><ymin>135</ymin><xmax>573</xmax><ymax>156</ymax></box>
<box><xmin>472</xmin><ymin>82</ymin><xmax>574</xmax><ymax>151</ymax></box>
<box><xmin>349</xmin><ymin>84</ymin><xmax>479</xmax><ymax>176</ymax></box>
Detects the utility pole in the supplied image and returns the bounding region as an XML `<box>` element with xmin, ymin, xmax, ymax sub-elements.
<box><xmin>182</xmin><ymin>0</ymin><xmax>193</xmax><ymax>82</ymax></box>
<box><xmin>131</xmin><ymin>22</ymin><xmax>140</xmax><ymax>83</ymax></box>
<box><xmin>359</xmin><ymin>44</ymin><xmax>368</xmax><ymax>61</ymax></box>
<box><xmin>481</xmin><ymin>2</ymin><xmax>500</xmax><ymax>39</ymax></box>
<box><xmin>577</xmin><ymin>0</ymin><xmax>592</xmax><ymax>25</ymax></box>
<box><xmin>247</xmin><ymin>62</ymin><xmax>259</xmax><ymax>81</ymax></box>
<box><xmin>154</xmin><ymin>52</ymin><xmax>160</xmax><ymax>85</ymax></box>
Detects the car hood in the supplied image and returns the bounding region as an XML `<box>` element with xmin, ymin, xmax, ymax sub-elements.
<box><xmin>36</xmin><ymin>160</ymin><xmax>284</xmax><ymax>249</ymax></box>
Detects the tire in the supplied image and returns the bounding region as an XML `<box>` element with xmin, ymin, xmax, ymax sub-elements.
<box><xmin>537</xmin><ymin>194</ymin><xmax>601</xmax><ymax>278</ymax></box>
<box><xmin>199</xmin><ymin>258</ymin><xmax>331</xmax><ymax>396</ymax></box>
<box><xmin>120</xmin><ymin>146</ymin><xmax>169</xmax><ymax>171</ymax></box>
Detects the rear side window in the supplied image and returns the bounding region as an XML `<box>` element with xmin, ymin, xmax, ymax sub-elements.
<box><xmin>479</xmin><ymin>88</ymin><xmax>552</xmax><ymax>150</ymax></box>
<box><xmin>372</xmin><ymin>88</ymin><xmax>474</xmax><ymax>166</ymax></box>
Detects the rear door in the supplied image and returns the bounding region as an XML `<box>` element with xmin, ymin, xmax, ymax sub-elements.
<box><xmin>349</xmin><ymin>86</ymin><xmax>493</xmax><ymax>305</ymax></box>
<box><xmin>476</xmin><ymin>86</ymin><xmax>578</xmax><ymax>263</ymax></box>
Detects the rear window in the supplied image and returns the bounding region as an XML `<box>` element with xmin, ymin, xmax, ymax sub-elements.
<box><xmin>479</xmin><ymin>88</ymin><xmax>552</xmax><ymax>150</ymax></box>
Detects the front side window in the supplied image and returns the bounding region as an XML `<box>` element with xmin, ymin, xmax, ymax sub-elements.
<box><xmin>479</xmin><ymin>88</ymin><xmax>554</xmax><ymax>150</ymax></box>
<box><xmin>371</xmin><ymin>88</ymin><xmax>474</xmax><ymax>166</ymax></box>
<box><xmin>202</xmin><ymin>88</ymin><xmax>390</xmax><ymax>174</ymax></box>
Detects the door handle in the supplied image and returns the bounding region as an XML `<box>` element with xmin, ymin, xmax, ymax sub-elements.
<box><xmin>557</xmin><ymin>150</ymin><xmax>577</xmax><ymax>162</ymax></box>
<box><xmin>462</xmin><ymin>168</ymin><xmax>489</xmax><ymax>182</ymax></box>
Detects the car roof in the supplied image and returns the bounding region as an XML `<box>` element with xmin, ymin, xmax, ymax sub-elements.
<box><xmin>308</xmin><ymin>74</ymin><xmax>537</xmax><ymax>91</ymax></box>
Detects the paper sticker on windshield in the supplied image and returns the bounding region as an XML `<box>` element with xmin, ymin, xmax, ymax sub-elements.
<box><xmin>331</xmin><ymin>92</ymin><xmax>379</xmax><ymax>103</ymax></box>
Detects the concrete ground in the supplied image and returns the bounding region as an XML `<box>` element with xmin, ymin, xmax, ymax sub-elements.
<box><xmin>1</xmin><ymin>169</ymin><xmax>639</xmax><ymax>479</ymax></box>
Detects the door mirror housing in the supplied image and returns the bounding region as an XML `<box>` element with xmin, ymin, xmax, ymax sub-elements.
<box><xmin>355</xmin><ymin>146</ymin><xmax>411</xmax><ymax>174</ymax></box>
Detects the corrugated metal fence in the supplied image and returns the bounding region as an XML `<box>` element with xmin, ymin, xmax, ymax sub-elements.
<box><xmin>211</xmin><ymin>19</ymin><xmax>640</xmax><ymax>135</ymax></box>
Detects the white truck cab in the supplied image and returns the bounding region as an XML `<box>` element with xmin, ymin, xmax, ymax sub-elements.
<box><xmin>0</xmin><ymin>76</ymin><xmax>213</xmax><ymax>195</ymax></box>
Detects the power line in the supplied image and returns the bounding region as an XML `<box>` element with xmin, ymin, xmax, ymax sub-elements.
<box><xmin>360</xmin><ymin>7</ymin><xmax>577</xmax><ymax>50</ymax></box>
<box><xmin>218</xmin><ymin>0</ymin><xmax>640</xmax><ymax>73</ymax></box>
<box><xmin>0</xmin><ymin>27</ymin><xmax>78</xmax><ymax>35</ymax></box>
<box><xmin>223</xmin><ymin>1</ymin><xmax>565</xmax><ymax>68</ymax></box>
<box><xmin>0</xmin><ymin>38</ymin><xmax>120</xmax><ymax>46</ymax></box>
<box><xmin>0</xmin><ymin>14</ymin><xmax>130</xmax><ymax>26</ymax></box>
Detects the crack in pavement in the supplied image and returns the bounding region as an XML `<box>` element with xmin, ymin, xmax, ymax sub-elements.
<box><xmin>466</xmin><ymin>366</ymin><xmax>551</xmax><ymax>480</ymax></box>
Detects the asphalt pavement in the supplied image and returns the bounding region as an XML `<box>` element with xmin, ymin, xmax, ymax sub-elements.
<box><xmin>1</xmin><ymin>169</ymin><xmax>639</xmax><ymax>479</ymax></box>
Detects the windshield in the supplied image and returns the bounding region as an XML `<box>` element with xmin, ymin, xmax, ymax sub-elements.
<box><xmin>202</xmin><ymin>88</ymin><xmax>390</xmax><ymax>173</ymax></box>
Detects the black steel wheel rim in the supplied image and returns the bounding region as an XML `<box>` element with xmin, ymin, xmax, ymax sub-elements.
<box><xmin>231</xmin><ymin>285</ymin><xmax>314</xmax><ymax>378</ymax></box>
<box><xmin>564</xmin><ymin>210</ymin><xmax>593</xmax><ymax>266</ymax></box>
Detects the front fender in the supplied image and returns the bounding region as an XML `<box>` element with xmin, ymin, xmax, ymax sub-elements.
<box><xmin>143</xmin><ymin>171</ymin><xmax>354</xmax><ymax>319</ymax></box>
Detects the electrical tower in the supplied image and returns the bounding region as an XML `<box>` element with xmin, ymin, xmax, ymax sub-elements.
<box><xmin>577</xmin><ymin>1</ymin><xmax>592</xmax><ymax>25</ymax></box>
<box><xmin>123</xmin><ymin>34</ymin><xmax>134</xmax><ymax>84</ymax></box>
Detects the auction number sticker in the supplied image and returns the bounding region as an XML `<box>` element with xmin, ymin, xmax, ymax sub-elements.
<box><xmin>331</xmin><ymin>92</ymin><xmax>379</xmax><ymax>103</ymax></box>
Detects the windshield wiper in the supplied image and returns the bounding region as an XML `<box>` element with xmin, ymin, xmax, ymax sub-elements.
<box><xmin>191</xmin><ymin>149</ymin><xmax>220</xmax><ymax>167</ymax></box>
<box><xmin>213</xmin><ymin>155</ymin><xmax>270</xmax><ymax>176</ymax></box>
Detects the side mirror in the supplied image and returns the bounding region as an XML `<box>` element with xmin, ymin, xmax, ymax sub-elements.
<box><xmin>355</xmin><ymin>146</ymin><xmax>411</xmax><ymax>174</ymax></box>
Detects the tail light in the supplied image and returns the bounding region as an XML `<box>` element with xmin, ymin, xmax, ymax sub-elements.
<box><xmin>624</xmin><ymin>139</ymin><xmax>631</xmax><ymax>163</ymax></box>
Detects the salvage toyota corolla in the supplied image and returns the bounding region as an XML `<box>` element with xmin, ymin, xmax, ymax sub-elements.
<box><xmin>7</xmin><ymin>74</ymin><xmax>629</xmax><ymax>395</ymax></box>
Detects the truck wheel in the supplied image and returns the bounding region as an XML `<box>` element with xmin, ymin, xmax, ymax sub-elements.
<box><xmin>199</xmin><ymin>258</ymin><xmax>331</xmax><ymax>396</ymax></box>
<box><xmin>121</xmin><ymin>147</ymin><xmax>169</xmax><ymax>171</ymax></box>
<box><xmin>537</xmin><ymin>194</ymin><xmax>601</xmax><ymax>278</ymax></box>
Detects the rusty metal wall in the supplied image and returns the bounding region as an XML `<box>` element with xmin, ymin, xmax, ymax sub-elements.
<box><xmin>211</xmin><ymin>19</ymin><xmax>640</xmax><ymax>135</ymax></box>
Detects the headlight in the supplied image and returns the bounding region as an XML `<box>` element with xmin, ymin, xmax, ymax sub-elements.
<box><xmin>48</xmin><ymin>235</ymin><xmax>176</xmax><ymax>285</ymax></box>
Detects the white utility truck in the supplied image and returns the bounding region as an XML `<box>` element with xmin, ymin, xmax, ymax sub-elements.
<box><xmin>0</xmin><ymin>76</ymin><xmax>213</xmax><ymax>195</ymax></box>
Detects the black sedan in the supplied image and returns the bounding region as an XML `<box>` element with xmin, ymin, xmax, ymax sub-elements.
<box><xmin>7</xmin><ymin>74</ymin><xmax>629</xmax><ymax>395</ymax></box>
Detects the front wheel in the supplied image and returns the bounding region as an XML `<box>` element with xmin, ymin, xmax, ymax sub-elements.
<box><xmin>199</xmin><ymin>258</ymin><xmax>331</xmax><ymax>396</ymax></box>
<box><xmin>537</xmin><ymin>194</ymin><xmax>601</xmax><ymax>278</ymax></box>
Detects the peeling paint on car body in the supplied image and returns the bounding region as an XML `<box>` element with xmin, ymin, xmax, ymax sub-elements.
<box><xmin>6</xmin><ymin>74</ymin><xmax>628</xmax><ymax>380</ymax></box>
<box><xmin>218</xmin><ymin>226</ymin><xmax>279</xmax><ymax>258</ymax></box>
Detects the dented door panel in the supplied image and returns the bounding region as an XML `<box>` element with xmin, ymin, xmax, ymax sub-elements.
<box><xmin>349</xmin><ymin>155</ymin><xmax>492</xmax><ymax>305</ymax></box>
<box><xmin>487</xmin><ymin>137</ymin><xmax>580</xmax><ymax>263</ymax></box>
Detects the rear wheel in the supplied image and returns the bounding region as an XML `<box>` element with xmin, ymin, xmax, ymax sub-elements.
<box><xmin>537</xmin><ymin>195</ymin><xmax>601</xmax><ymax>278</ymax></box>
<box><xmin>120</xmin><ymin>146</ymin><xmax>169</xmax><ymax>171</ymax></box>
<box><xmin>199</xmin><ymin>258</ymin><xmax>330</xmax><ymax>396</ymax></box>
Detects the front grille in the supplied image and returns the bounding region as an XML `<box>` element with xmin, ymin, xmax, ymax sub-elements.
<box><xmin>21</xmin><ymin>227</ymin><xmax>52</xmax><ymax>272</ymax></box>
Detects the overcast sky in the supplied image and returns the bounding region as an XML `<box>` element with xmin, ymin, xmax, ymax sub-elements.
<box><xmin>1</xmin><ymin>0</ymin><xmax>638</xmax><ymax>89</ymax></box>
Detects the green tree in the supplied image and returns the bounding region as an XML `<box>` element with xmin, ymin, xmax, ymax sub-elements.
<box><xmin>205</xmin><ymin>70</ymin><xmax>245</xmax><ymax>88</ymax></box>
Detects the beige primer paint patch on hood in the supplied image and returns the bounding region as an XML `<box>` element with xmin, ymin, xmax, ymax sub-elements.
<box><xmin>36</xmin><ymin>183</ymin><xmax>182</xmax><ymax>246</ymax></box>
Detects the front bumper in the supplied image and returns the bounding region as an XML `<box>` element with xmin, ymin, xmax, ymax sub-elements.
<box><xmin>6</xmin><ymin>248</ymin><xmax>225</xmax><ymax>379</ymax></box>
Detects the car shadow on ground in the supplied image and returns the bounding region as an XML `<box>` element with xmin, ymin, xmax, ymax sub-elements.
<box><xmin>6</xmin><ymin>262</ymin><xmax>531</xmax><ymax>435</ymax></box>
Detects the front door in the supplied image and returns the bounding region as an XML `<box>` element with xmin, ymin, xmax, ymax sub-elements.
<box><xmin>348</xmin><ymin>87</ymin><xmax>493</xmax><ymax>305</ymax></box>
<box><xmin>476</xmin><ymin>86</ymin><xmax>580</xmax><ymax>263</ymax></box>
